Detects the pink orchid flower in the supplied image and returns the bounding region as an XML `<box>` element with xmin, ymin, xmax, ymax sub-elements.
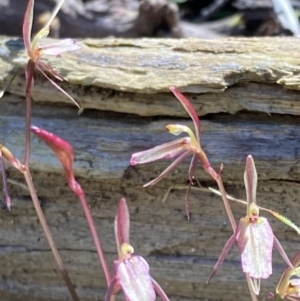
<box><xmin>105</xmin><ymin>198</ymin><xmax>171</xmax><ymax>301</ymax></box>
<box><xmin>23</xmin><ymin>0</ymin><xmax>80</xmax><ymax>102</ymax></box>
<box><xmin>131</xmin><ymin>87</ymin><xmax>235</xmax><ymax>228</ymax></box>
<box><xmin>31</xmin><ymin>125</ymin><xmax>111</xmax><ymax>286</ymax></box>
<box><xmin>207</xmin><ymin>155</ymin><xmax>294</xmax><ymax>295</ymax></box>
<box><xmin>23</xmin><ymin>0</ymin><xmax>80</xmax><ymax>167</ymax></box>
<box><xmin>130</xmin><ymin>86</ymin><xmax>207</xmax><ymax>188</ymax></box>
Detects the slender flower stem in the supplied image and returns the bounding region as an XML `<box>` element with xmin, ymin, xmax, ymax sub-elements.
<box><xmin>79</xmin><ymin>192</ymin><xmax>112</xmax><ymax>286</ymax></box>
<box><xmin>215</xmin><ymin>176</ymin><xmax>237</xmax><ymax>231</ymax></box>
<box><xmin>201</xmin><ymin>161</ymin><xmax>237</xmax><ymax>231</ymax></box>
<box><xmin>23</xmin><ymin>170</ymin><xmax>80</xmax><ymax>301</ymax></box>
<box><xmin>71</xmin><ymin>180</ymin><xmax>111</xmax><ymax>286</ymax></box>
<box><xmin>24</xmin><ymin>60</ymin><xmax>35</xmax><ymax>168</ymax></box>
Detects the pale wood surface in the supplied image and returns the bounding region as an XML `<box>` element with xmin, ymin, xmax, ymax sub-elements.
<box><xmin>0</xmin><ymin>37</ymin><xmax>300</xmax><ymax>301</ymax></box>
<box><xmin>1</xmin><ymin>36</ymin><xmax>300</xmax><ymax>116</ymax></box>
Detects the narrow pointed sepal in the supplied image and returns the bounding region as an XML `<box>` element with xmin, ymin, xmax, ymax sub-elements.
<box><xmin>244</xmin><ymin>155</ymin><xmax>258</xmax><ymax>210</ymax></box>
<box><xmin>104</xmin><ymin>276</ymin><xmax>119</xmax><ymax>301</ymax></box>
<box><xmin>152</xmin><ymin>278</ymin><xmax>171</xmax><ymax>301</ymax></box>
<box><xmin>0</xmin><ymin>150</ymin><xmax>12</xmax><ymax>210</ymax></box>
<box><xmin>169</xmin><ymin>87</ymin><xmax>201</xmax><ymax>142</ymax></box>
<box><xmin>0</xmin><ymin>144</ymin><xmax>26</xmax><ymax>173</ymax></box>
<box><xmin>130</xmin><ymin>137</ymin><xmax>192</xmax><ymax>165</ymax></box>
<box><xmin>207</xmin><ymin>232</ymin><xmax>237</xmax><ymax>283</ymax></box>
<box><xmin>273</xmin><ymin>236</ymin><xmax>294</xmax><ymax>270</ymax></box>
<box><xmin>23</xmin><ymin>0</ymin><xmax>34</xmax><ymax>57</ymax></box>
<box><xmin>30</xmin><ymin>126</ymin><xmax>81</xmax><ymax>195</ymax></box>
<box><xmin>31</xmin><ymin>126</ymin><xmax>74</xmax><ymax>174</ymax></box>
<box><xmin>41</xmin><ymin>39</ymin><xmax>81</xmax><ymax>55</ymax></box>
<box><xmin>249</xmin><ymin>277</ymin><xmax>261</xmax><ymax>295</ymax></box>
<box><xmin>115</xmin><ymin>198</ymin><xmax>130</xmax><ymax>252</ymax></box>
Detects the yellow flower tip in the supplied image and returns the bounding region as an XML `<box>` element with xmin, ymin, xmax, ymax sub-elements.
<box><xmin>0</xmin><ymin>145</ymin><xmax>14</xmax><ymax>161</ymax></box>
<box><xmin>249</xmin><ymin>203</ymin><xmax>260</xmax><ymax>220</ymax></box>
<box><xmin>166</xmin><ymin>124</ymin><xmax>184</xmax><ymax>135</ymax></box>
<box><xmin>166</xmin><ymin>124</ymin><xmax>199</xmax><ymax>147</ymax></box>
<box><xmin>121</xmin><ymin>243</ymin><xmax>134</xmax><ymax>258</ymax></box>
<box><xmin>31</xmin><ymin>27</ymin><xmax>50</xmax><ymax>55</ymax></box>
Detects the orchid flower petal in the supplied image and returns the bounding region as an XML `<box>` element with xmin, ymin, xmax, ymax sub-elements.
<box><xmin>0</xmin><ymin>144</ymin><xmax>26</xmax><ymax>173</ymax></box>
<box><xmin>23</xmin><ymin>0</ymin><xmax>34</xmax><ymax>57</ymax></box>
<box><xmin>169</xmin><ymin>87</ymin><xmax>201</xmax><ymax>143</ymax></box>
<box><xmin>31</xmin><ymin>0</ymin><xmax>66</xmax><ymax>52</ymax></box>
<box><xmin>31</xmin><ymin>126</ymin><xmax>74</xmax><ymax>177</ymax></box>
<box><xmin>104</xmin><ymin>276</ymin><xmax>119</xmax><ymax>301</ymax></box>
<box><xmin>269</xmin><ymin>211</ymin><xmax>300</xmax><ymax>236</ymax></box>
<box><xmin>35</xmin><ymin>63</ymin><xmax>80</xmax><ymax>108</ymax></box>
<box><xmin>207</xmin><ymin>232</ymin><xmax>236</xmax><ymax>283</ymax></box>
<box><xmin>0</xmin><ymin>150</ymin><xmax>11</xmax><ymax>210</ymax></box>
<box><xmin>274</xmin><ymin>236</ymin><xmax>294</xmax><ymax>270</ymax></box>
<box><xmin>244</xmin><ymin>155</ymin><xmax>257</xmax><ymax>214</ymax></box>
<box><xmin>37</xmin><ymin>60</ymin><xmax>65</xmax><ymax>81</ymax></box>
<box><xmin>166</xmin><ymin>124</ymin><xmax>198</xmax><ymax>146</ymax></box>
<box><xmin>184</xmin><ymin>154</ymin><xmax>199</xmax><ymax>220</ymax></box>
<box><xmin>115</xmin><ymin>198</ymin><xmax>130</xmax><ymax>255</ymax></box>
<box><xmin>249</xmin><ymin>277</ymin><xmax>261</xmax><ymax>295</ymax></box>
<box><xmin>188</xmin><ymin>154</ymin><xmax>198</xmax><ymax>183</ymax></box>
<box><xmin>143</xmin><ymin>150</ymin><xmax>191</xmax><ymax>187</ymax></box>
<box><xmin>41</xmin><ymin>39</ymin><xmax>81</xmax><ymax>56</ymax></box>
<box><xmin>237</xmin><ymin>217</ymin><xmax>273</xmax><ymax>280</ymax></box>
<box><xmin>152</xmin><ymin>278</ymin><xmax>171</xmax><ymax>301</ymax></box>
<box><xmin>116</xmin><ymin>255</ymin><xmax>156</xmax><ymax>301</ymax></box>
<box><xmin>32</xmin><ymin>27</ymin><xmax>50</xmax><ymax>54</ymax></box>
<box><xmin>130</xmin><ymin>137</ymin><xmax>192</xmax><ymax>165</ymax></box>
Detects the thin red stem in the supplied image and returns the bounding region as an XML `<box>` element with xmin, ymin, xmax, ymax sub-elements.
<box><xmin>71</xmin><ymin>180</ymin><xmax>111</xmax><ymax>286</ymax></box>
<box><xmin>215</xmin><ymin>175</ymin><xmax>237</xmax><ymax>231</ymax></box>
<box><xmin>202</xmin><ymin>162</ymin><xmax>236</xmax><ymax>231</ymax></box>
<box><xmin>23</xmin><ymin>170</ymin><xmax>80</xmax><ymax>301</ymax></box>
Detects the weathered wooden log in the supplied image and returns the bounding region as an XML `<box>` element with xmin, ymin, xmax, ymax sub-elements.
<box><xmin>1</xmin><ymin>36</ymin><xmax>300</xmax><ymax>301</ymax></box>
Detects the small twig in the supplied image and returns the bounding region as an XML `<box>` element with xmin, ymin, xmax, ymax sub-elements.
<box><xmin>7</xmin><ymin>178</ymin><xmax>29</xmax><ymax>192</ymax></box>
<box><xmin>161</xmin><ymin>184</ymin><xmax>208</xmax><ymax>203</ymax></box>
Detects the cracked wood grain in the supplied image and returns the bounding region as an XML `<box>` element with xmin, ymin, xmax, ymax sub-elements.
<box><xmin>0</xmin><ymin>99</ymin><xmax>300</xmax><ymax>301</ymax></box>
<box><xmin>1</xmin><ymin>36</ymin><xmax>300</xmax><ymax>117</ymax></box>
